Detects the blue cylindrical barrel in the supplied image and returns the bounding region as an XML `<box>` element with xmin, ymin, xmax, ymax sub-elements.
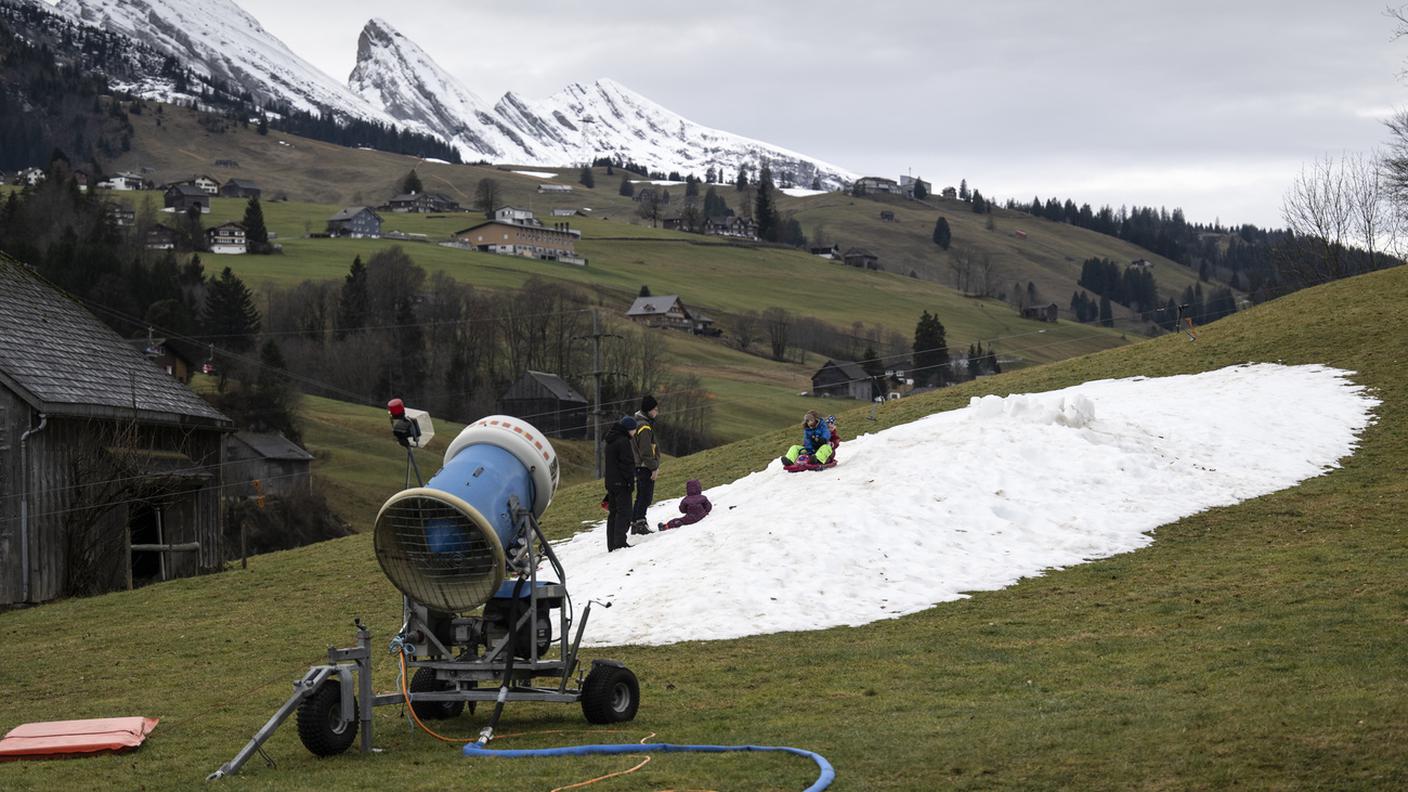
<box><xmin>375</xmin><ymin>416</ymin><xmax>560</xmax><ymax>613</ymax></box>
<box><xmin>422</xmin><ymin>443</ymin><xmax>531</xmax><ymax>555</ymax></box>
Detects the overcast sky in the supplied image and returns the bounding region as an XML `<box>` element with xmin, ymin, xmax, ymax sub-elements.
<box><xmin>230</xmin><ymin>0</ymin><xmax>1403</xmax><ymax>227</ymax></box>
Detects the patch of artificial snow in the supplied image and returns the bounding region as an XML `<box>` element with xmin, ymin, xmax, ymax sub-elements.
<box><xmin>551</xmin><ymin>364</ymin><xmax>1378</xmax><ymax>646</ymax></box>
<box><xmin>780</xmin><ymin>187</ymin><xmax>828</xmax><ymax>198</ymax></box>
<box><xmin>421</xmin><ymin>157</ymin><xmax>451</xmax><ymax>164</ymax></box>
<box><xmin>630</xmin><ymin>179</ymin><xmax>685</xmax><ymax>186</ymax></box>
<box><xmin>511</xmin><ymin>170</ymin><xmax>559</xmax><ymax>179</ymax></box>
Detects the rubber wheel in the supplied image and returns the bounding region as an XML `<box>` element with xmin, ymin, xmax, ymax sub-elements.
<box><xmin>581</xmin><ymin>664</ymin><xmax>639</xmax><ymax>724</ymax></box>
<box><xmin>296</xmin><ymin>678</ymin><xmax>358</xmax><ymax>757</ymax></box>
<box><xmin>409</xmin><ymin>666</ymin><xmax>471</xmax><ymax>720</ymax></box>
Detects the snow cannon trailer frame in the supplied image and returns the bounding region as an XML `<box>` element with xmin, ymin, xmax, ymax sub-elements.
<box><xmin>208</xmin><ymin>417</ymin><xmax>639</xmax><ymax>781</ymax></box>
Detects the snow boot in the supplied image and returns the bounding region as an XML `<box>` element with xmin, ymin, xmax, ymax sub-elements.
<box><xmin>630</xmin><ymin>519</ymin><xmax>652</xmax><ymax>535</ymax></box>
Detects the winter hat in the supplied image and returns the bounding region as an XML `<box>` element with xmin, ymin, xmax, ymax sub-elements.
<box><xmin>641</xmin><ymin>394</ymin><xmax>658</xmax><ymax>413</ymax></box>
<box><xmin>620</xmin><ymin>415</ymin><xmax>638</xmax><ymax>431</ymax></box>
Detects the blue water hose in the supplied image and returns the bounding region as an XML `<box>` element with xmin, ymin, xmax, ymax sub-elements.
<box><xmin>463</xmin><ymin>740</ymin><xmax>835</xmax><ymax>791</ymax></box>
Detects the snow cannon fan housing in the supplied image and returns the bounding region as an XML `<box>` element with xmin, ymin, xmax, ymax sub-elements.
<box><xmin>374</xmin><ymin>416</ymin><xmax>560</xmax><ymax>613</ymax></box>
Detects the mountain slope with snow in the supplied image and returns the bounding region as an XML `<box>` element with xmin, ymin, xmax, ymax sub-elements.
<box><xmin>48</xmin><ymin>1</ymin><xmax>856</xmax><ymax>182</ymax></box>
<box><xmin>54</xmin><ymin>0</ymin><xmax>393</xmax><ymax>124</ymax></box>
<box><xmin>346</xmin><ymin>17</ymin><xmax>855</xmax><ymax>183</ymax></box>
<box><xmin>348</xmin><ymin>18</ymin><xmax>532</xmax><ymax>161</ymax></box>
<box><xmin>555</xmin><ymin>364</ymin><xmax>1378</xmax><ymax>646</ymax></box>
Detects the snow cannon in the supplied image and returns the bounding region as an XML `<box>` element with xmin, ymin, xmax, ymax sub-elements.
<box><xmin>374</xmin><ymin>415</ymin><xmax>560</xmax><ymax>613</ymax></box>
<box><xmin>209</xmin><ymin>415</ymin><xmax>637</xmax><ymax>781</ymax></box>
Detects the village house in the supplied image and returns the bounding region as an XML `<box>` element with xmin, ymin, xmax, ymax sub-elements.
<box><xmin>206</xmin><ymin>222</ymin><xmax>248</xmax><ymax>254</ymax></box>
<box><xmin>164</xmin><ymin>184</ymin><xmax>210</xmax><ymax>214</ymax></box>
<box><xmin>326</xmin><ymin>206</ymin><xmax>382</xmax><ymax>238</ymax></box>
<box><xmin>498</xmin><ymin>371</ymin><xmax>589</xmax><ymax>440</ymax></box>
<box><xmin>899</xmin><ymin>175</ymin><xmax>932</xmax><ymax>198</ymax></box>
<box><xmin>224</xmin><ymin>432</ymin><xmax>313</xmax><ymax>498</ymax></box>
<box><xmin>0</xmin><ymin>255</ymin><xmax>232</xmax><ymax>604</ymax></box>
<box><xmin>1020</xmin><ymin>303</ymin><xmax>1060</xmax><ymax>322</ymax></box>
<box><xmin>625</xmin><ymin>294</ymin><xmax>697</xmax><ymax>331</ymax></box>
<box><xmin>550</xmin><ymin>208</ymin><xmax>576</xmax><ymax>217</ymax></box>
<box><xmin>843</xmin><ymin>247</ymin><xmax>881</xmax><ymax>270</ymax></box>
<box><xmin>452</xmin><ymin>219</ymin><xmax>585</xmax><ymax>265</ymax></box>
<box><xmin>98</xmin><ymin>171</ymin><xmax>146</xmax><ymax>191</ymax></box>
<box><xmin>219</xmin><ymin>179</ymin><xmax>262</xmax><ymax>199</ymax></box>
<box><xmin>107</xmin><ymin>204</ymin><xmax>136</xmax><ymax>228</ymax></box>
<box><xmin>146</xmin><ymin>224</ymin><xmax>179</xmax><ymax>250</ymax></box>
<box><xmin>386</xmin><ymin>192</ymin><xmax>460</xmax><ymax>213</ymax></box>
<box><xmin>854</xmin><ymin>176</ymin><xmax>900</xmax><ymax>194</ymax></box>
<box><xmin>809</xmin><ymin>243</ymin><xmax>841</xmax><ymax>259</ymax></box>
<box><xmin>811</xmin><ymin>359</ymin><xmax>879</xmax><ymax>401</ymax></box>
<box><xmin>14</xmin><ymin>167</ymin><xmax>45</xmax><ymax>186</ymax></box>
<box><xmin>702</xmin><ymin>215</ymin><xmax>757</xmax><ymax>239</ymax></box>
<box><xmin>73</xmin><ymin>170</ymin><xmax>92</xmax><ymax>193</ymax></box>
<box><xmin>1130</xmin><ymin>258</ymin><xmax>1153</xmax><ymax>270</ymax></box>
<box><xmin>537</xmin><ymin>183</ymin><xmax>573</xmax><ymax>193</ymax></box>
<box><xmin>494</xmin><ymin>206</ymin><xmax>537</xmax><ymax>224</ymax></box>
<box><xmin>129</xmin><ymin>336</ymin><xmax>196</xmax><ymax>384</ymax></box>
<box><xmin>167</xmin><ymin>175</ymin><xmax>220</xmax><ymax>195</ymax></box>
<box><xmin>941</xmin><ymin>186</ymin><xmax>958</xmax><ymax>200</ymax></box>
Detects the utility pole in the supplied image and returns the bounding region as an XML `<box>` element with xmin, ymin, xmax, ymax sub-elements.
<box><xmin>575</xmin><ymin>308</ymin><xmax>619</xmax><ymax>479</ymax></box>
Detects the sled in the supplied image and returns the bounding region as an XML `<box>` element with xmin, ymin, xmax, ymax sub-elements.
<box><xmin>783</xmin><ymin>457</ymin><xmax>837</xmax><ymax>473</ymax></box>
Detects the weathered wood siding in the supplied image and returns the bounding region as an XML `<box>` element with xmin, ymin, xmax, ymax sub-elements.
<box><xmin>0</xmin><ymin>394</ymin><xmax>226</xmax><ymax>605</ymax></box>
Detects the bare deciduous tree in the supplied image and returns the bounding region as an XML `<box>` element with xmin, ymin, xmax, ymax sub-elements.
<box><xmin>1280</xmin><ymin>155</ymin><xmax>1353</xmax><ymax>284</ymax></box>
<box><xmin>761</xmin><ymin>306</ymin><xmax>792</xmax><ymax>361</ymax></box>
<box><xmin>474</xmin><ymin>178</ymin><xmax>502</xmax><ymax>218</ymax></box>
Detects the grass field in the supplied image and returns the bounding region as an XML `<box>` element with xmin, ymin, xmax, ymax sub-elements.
<box><xmin>2</xmin><ymin>264</ymin><xmax>1403</xmax><ymax>790</ymax></box>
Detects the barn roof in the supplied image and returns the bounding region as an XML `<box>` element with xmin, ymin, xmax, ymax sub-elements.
<box><xmin>814</xmin><ymin>359</ymin><xmax>869</xmax><ymax>383</ymax></box>
<box><xmin>328</xmin><ymin>206</ymin><xmax>375</xmax><ymax>221</ymax></box>
<box><xmin>0</xmin><ymin>255</ymin><xmax>230</xmax><ymax>427</ymax></box>
<box><xmin>503</xmin><ymin>370</ymin><xmax>587</xmax><ymax>404</ymax></box>
<box><xmin>626</xmin><ymin>295</ymin><xmax>683</xmax><ymax>317</ymax></box>
<box><xmin>230</xmin><ymin>431</ymin><xmax>313</xmax><ymax>461</ymax></box>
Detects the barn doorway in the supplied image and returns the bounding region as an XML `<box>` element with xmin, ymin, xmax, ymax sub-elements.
<box><xmin>129</xmin><ymin>503</ymin><xmax>164</xmax><ymax>585</ymax></box>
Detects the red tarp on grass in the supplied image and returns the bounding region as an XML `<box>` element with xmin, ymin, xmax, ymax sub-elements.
<box><xmin>0</xmin><ymin>717</ymin><xmax>158</xmax><ymax>759</ymax></box>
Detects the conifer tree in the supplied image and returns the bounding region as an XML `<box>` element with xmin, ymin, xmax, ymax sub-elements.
<box><xmin>578</xmin><ymin>163</ymin><xmax>595</xmax><ymax>188</ymax></box>
<box><xmin>754</xmin><ymin>165</ymin><xmax>778</xmax><ymax>242</ymax></box>
<box><xmin>1099</xmin><ymin>293</ymin><xmax>1113</xmax><ymax>327</ymax></box>
<box><xmin>912</xmin><ymin>310</ymin><xmax>949</xmax><ymax>387</ymax></box>
<box><xmin>932</xmin><ymin>216</ymin><xmax>951</xmax><ymax>249</ymax></box>
<box><xmin>402</xmin><ymin>169</ymin><xmax>423</xmax><ymax>194</ymax></box>
<box><xmin>242</xmin><ymin>195</ymin><xmax>269</xmax><ymax>254</ymax></box>
<box><xmin>203</xmin><ymin>266</ymin><xmax>260</xmax><ymax>353</ymax></box>
<box><xmin>967</xmin><ymin>343</ymin><xmax>981</xmax><ymax>380</ymax></box>
<box><xmin>335</xmin><ymin>255</ymin><xmax>368</xmax><ymax>338</ymax></box>
<box><xmin>959</xmin><ymin>179</ymin><xmax>969</xmax><ymax>201</ymax></box>
<box><xmin>619</xmin><ymin>176</ymin><xmax>634</xmax><ymax>197</ymax></box>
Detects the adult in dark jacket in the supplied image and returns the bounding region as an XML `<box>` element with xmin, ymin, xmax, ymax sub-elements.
<box><xmin>658</xmin><ymin>479</ymin><xmax>712</xmax><ymax>530</ymax></box>
<box><xmin>603</xmin><ymin>415</ymin><xmax>639</xmax><ymax>551</ymax></box>
<box><xmin>630</xmin><ymin>394</ymin><xmax>661</xmax><ymax>534</ymax></box>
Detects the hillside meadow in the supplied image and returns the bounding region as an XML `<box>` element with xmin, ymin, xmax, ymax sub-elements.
<box><xmin>0</xmin><ymin>265</ymin><xmax>1403</xmax><ymax>790</ymax></box>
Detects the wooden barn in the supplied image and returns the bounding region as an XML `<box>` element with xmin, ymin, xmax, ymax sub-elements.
<box><xmin>0</xmin><ymin>256</ymin><xmax>231</xmax><ymax>604</ymax></box>
<box><xmin>811</xmin><ymin>359</ymin><xmax>879</xmax><ymax>401</ymax></box>
<box><xmin>499</xmin><ymin>371</ymin><xmax>589</xmax><ymax>439</ymax></box>
<box><xmin>224</xmin><ymin>432</ymin><xmax>313</xmax><ymax>498</ymax></box>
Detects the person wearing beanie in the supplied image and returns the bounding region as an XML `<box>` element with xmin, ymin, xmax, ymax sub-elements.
<box><xmin>603</xmin><ymin>415</ymin><xmax>639</xmax><ymax>551</ymax></box>
<box><xmin>630</xmin><ymin>395</ymin><xmax>661</xmax><ymax>534</ymax></box>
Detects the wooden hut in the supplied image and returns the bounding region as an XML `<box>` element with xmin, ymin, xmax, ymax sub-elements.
<box><xmin>0</xmin><ymin>255</ymin><xmax>231</xmax><ymax>604</ymax></box>
<box><xmin>499</xmin><ymin>371</ymin><xmax>589</xmax><ymax>439</ymax></box>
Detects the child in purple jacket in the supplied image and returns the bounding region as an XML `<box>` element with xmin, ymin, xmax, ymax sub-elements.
<box><xmin>657</xmin><ymin>479</ymin><xmax>712</xmax><ymax>531</ymax></box>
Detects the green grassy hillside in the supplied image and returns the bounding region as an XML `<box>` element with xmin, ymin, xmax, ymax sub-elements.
<box><xmin>2</xmin><ymin>265</ymin><xmax>1403</xmax><ymax>790</ymax></box>
<box><xmin>783</xmin><ymin>190</ymin><xmax>1211</xmax><ymax>311</ymax></box>
<box><xmin>114</xmin><ymin>101</ymin><xmax>1220</xmax><ymax>319</ymax></box>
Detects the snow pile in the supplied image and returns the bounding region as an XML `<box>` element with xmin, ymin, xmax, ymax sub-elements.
<box><xmin>511</xmin><ymin>170</ymin><xmax>560</xmax><ymax>179</ymax></box>
<box><xmin>552</xmin><ymin>364</ymin><xmax>1378</xmax><ymax>646</ymax></box>
<box><xmin>779</xmin><ymin>187</ymin><xmax>829</xmax><ymax>198</ymax></box>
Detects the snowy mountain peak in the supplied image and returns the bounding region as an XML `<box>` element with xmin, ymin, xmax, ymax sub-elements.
<box><xmin>55</xmin><ymin>0</ymin><xmax>392</xmax><ymax>125</ymax></box>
